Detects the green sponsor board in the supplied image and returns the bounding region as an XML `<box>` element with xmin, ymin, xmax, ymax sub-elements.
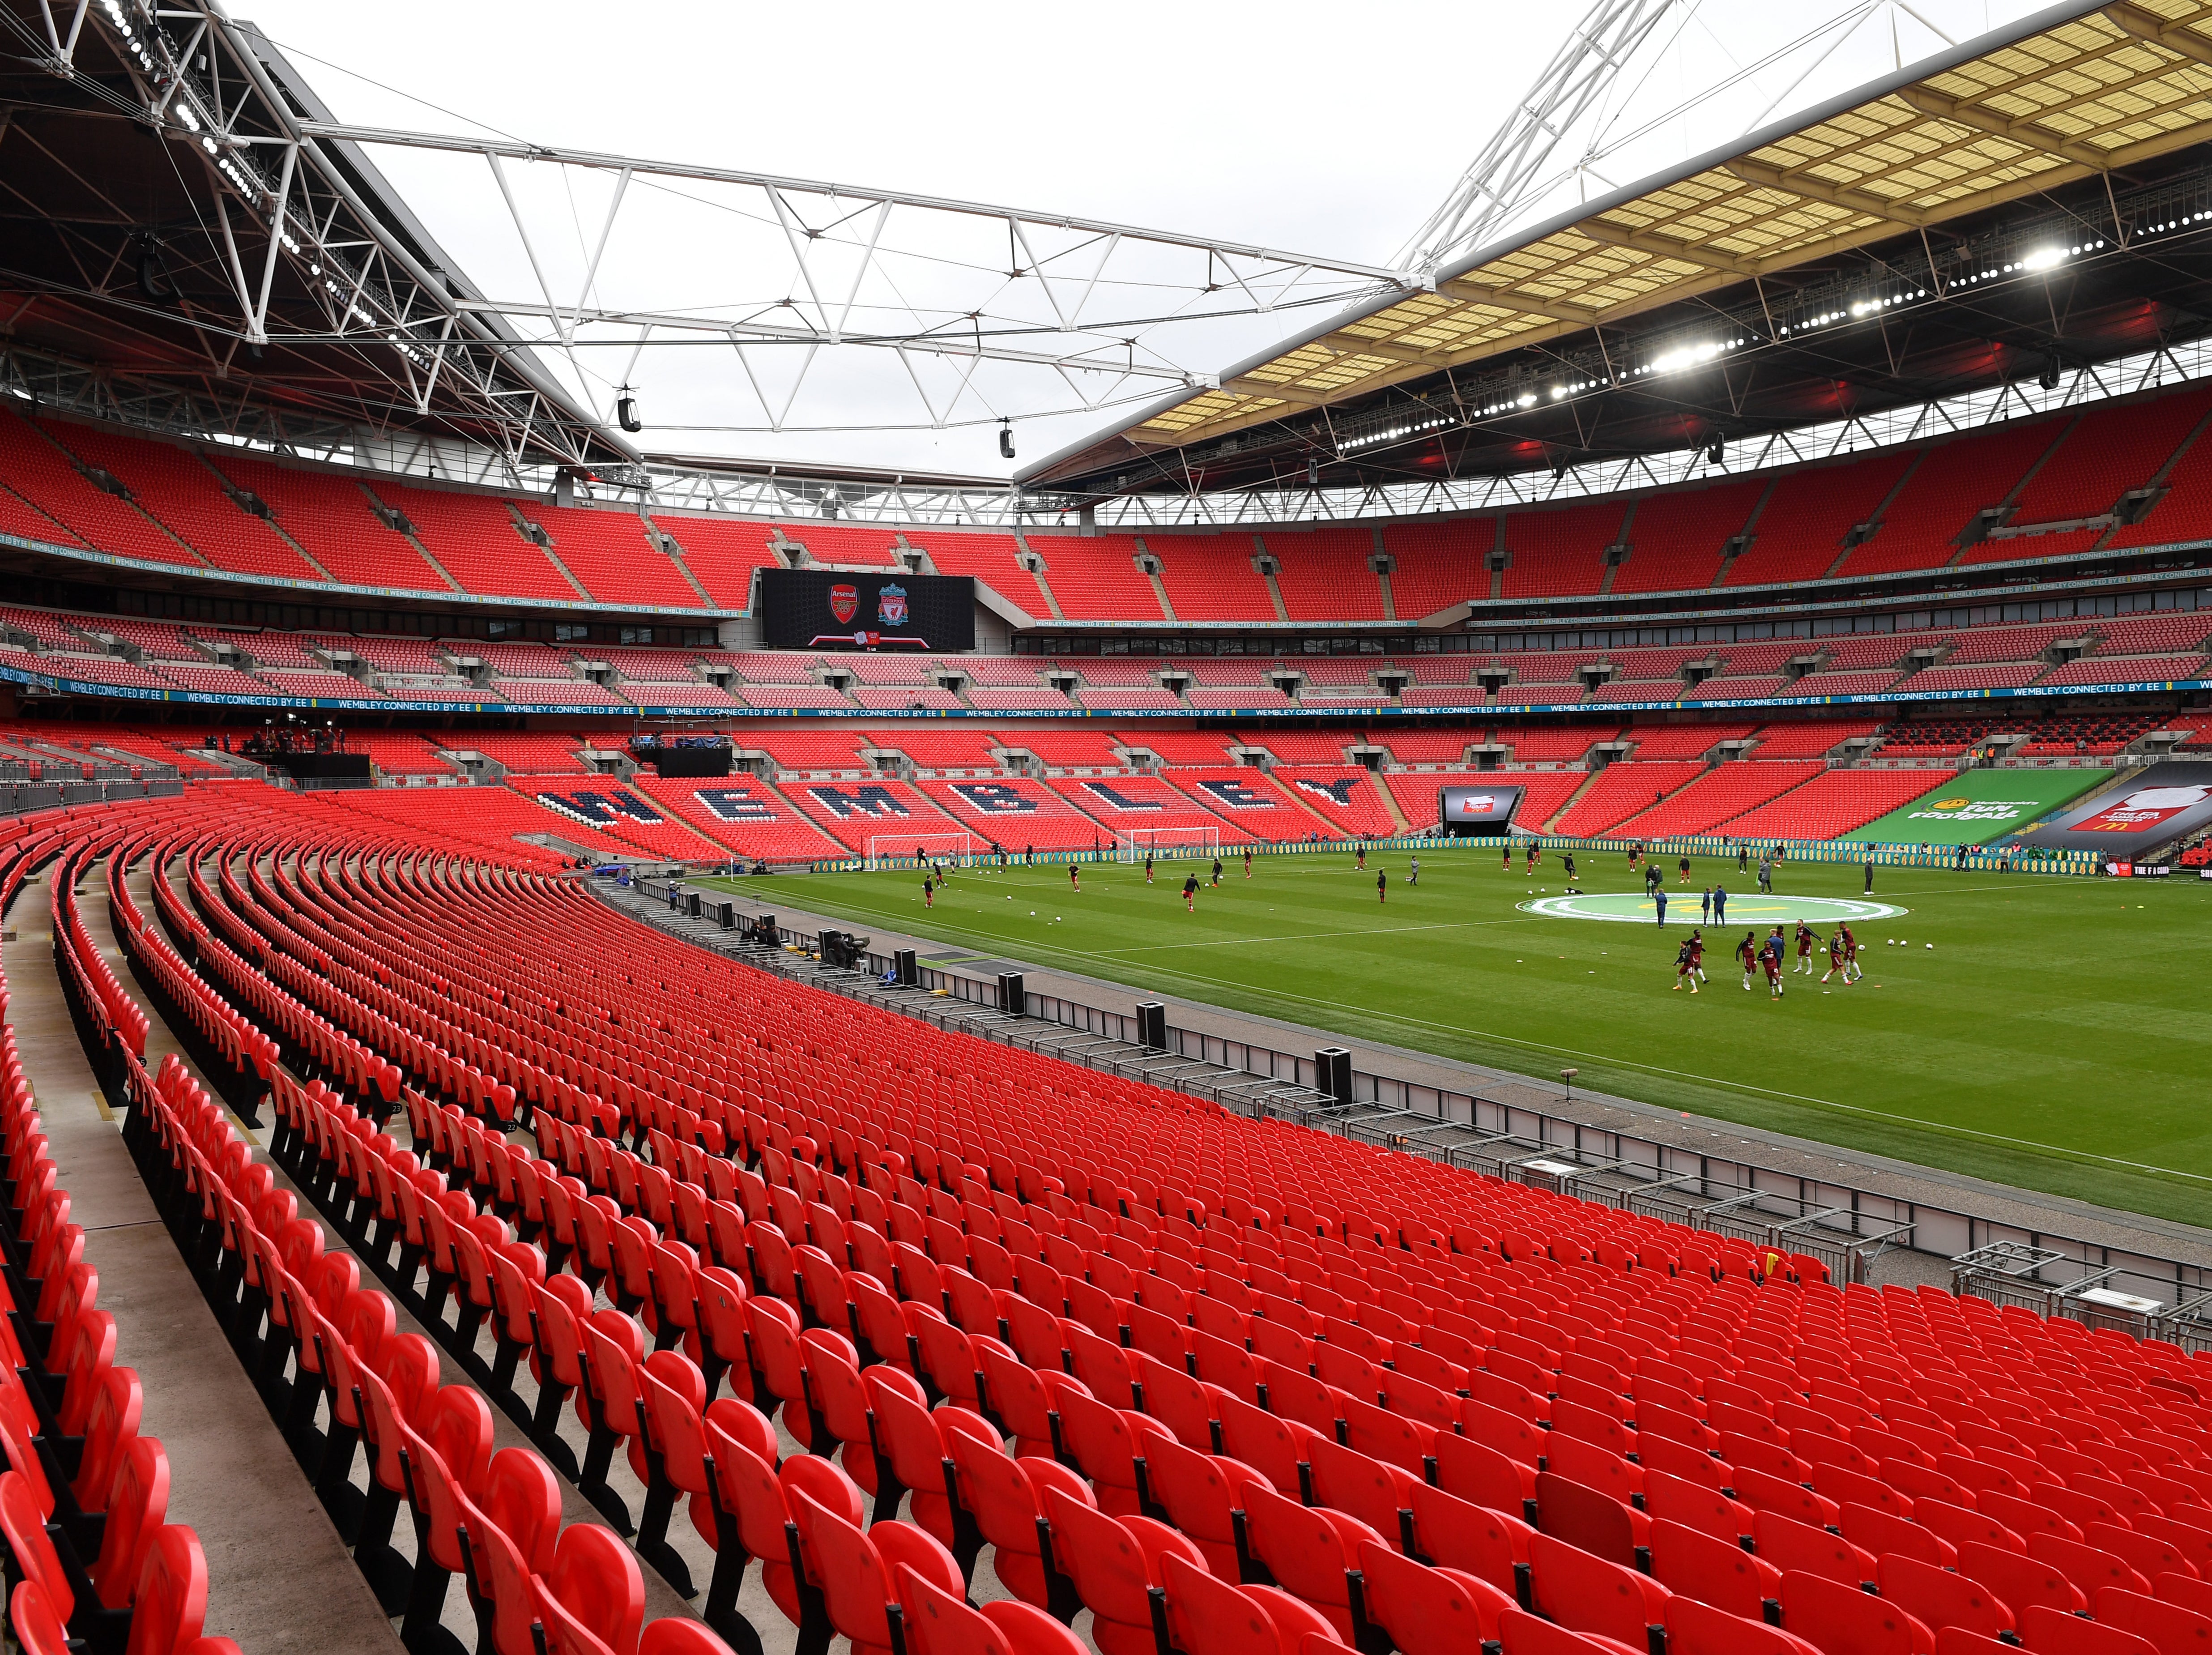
<box><xmin>1850</xmin><ymin>769</ymin><xmax>2112</xmax><ymax>845</ymax></box>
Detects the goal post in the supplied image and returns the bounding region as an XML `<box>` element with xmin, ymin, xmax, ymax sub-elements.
<box><xmin>865</xmin><ymin>831</ymin><xmax>976</xmax><ymax>871</ymax></box>
<box><xmin>1114</xmin><ymin>826</ymin><xmax>1222</xmax><ymax>863</ymax></box>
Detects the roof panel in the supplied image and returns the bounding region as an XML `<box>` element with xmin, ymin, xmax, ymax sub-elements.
<box><xmin>1107</xmin><ymin>1</ymin><xmax>2212</xmax><ymax>451</ymax></box>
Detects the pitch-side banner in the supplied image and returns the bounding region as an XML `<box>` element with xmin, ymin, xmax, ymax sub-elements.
<box><xmin>2013</xmin><ymin>762</ymin><xmax>2212</xmax><ymax>855</ymax></box>
<box><xmin>1439</xmin><ymin>784</ymin><xmax>1522</xmax><ymax>833</ymax></box>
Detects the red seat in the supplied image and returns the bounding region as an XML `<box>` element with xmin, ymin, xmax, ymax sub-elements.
<box><xmin>1527</xmin><ymin>1531</ymin><xmax>1671</xmax><ymax>1651</ymax></box>
<box><xmin>1649</xmin><ymin>1518</ymin><xmax>1781</xmax><ymax>1617</ymax></box>
<box><xmin>1042</xmin><ymin>1488</ymin><xmax>1207</xmax><ymax>1655</ymax></box>
<box><xmin>1875</xmin><ymin>1553</ymin><xmax>2012</xmax><ymax>1642</ymax></box>
<box><xmin>1160</xmin><ymin>1551</ymin><xmax>1338</xmax><ymax>1655</ymax></box>
<box><xmin>1666</xmin><ymin>1595</ymin><xmax>1825</xmax><ymax>1655</ymax></box>
<box><xmin>1778</xmin><ymin>1568</ymin><xmax>1933</xmax><ymax>1655</ymax></box>
<box><xmin>895</xmin><ymin>1562</ymin><xmax>1089</xmax><ymax>1655</ymax></box>
<box><xmin>794</xmin><ymin>1489</ymin><xmax>965</xmax><ymax>1655</ymax></box>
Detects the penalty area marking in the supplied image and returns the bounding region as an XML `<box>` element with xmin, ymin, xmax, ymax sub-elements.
<box><xmin>1518</xmin><ymin>893</ymin><xmax>1909</xmax><ymax>925</ymax></box>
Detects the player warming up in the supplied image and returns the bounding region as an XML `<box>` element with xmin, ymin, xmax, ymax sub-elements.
<box><xmin>1735</xmin><ymin>931</ymin><xmax>1758</xmax><ymax>991</ymax></box>
<box><xmin>1377</xmin><ymin>869</ymin><xmax>1388</xmax><ymax>904</ymax></box>
<box><xmin>1840</xmin><ymin>922</ymin><xmax>1863</xmax><ymax>982</ymax></box>
<box><xmin>1689</xmin><ymin>927</ymin><xmax>1707</xmax><ymax>984</ymax></box>
<box><xmin>1820</xmin><ymin>927</ymin><xmax>1849</xmax><ymax>985</ymax></box>
<box><xmin>1502</xmin><ymin>843</ymin><xmax>1513</xmax><ymax>872</ymax></box>
<box><xmin>1210</xmin><ymin>857</ymin><xmax>1224</xmax><ymax>887</ymax></box>
<box><xmin>1069</xmin><ymin>863</ymin><xmax>1081</xmax><ymax>893</ymax></box>
<box><xmin>1144</xmin><ymin>853</ymin><xmax>1154</xmax><ymax>886</ymax></box>
<box><xmin>1181</xmin><ymin>872</ymin><xmax>1200</xmax><ymax>913</ymax></box>
<box><xmin>1671</xmin><ymin>934</ymin><xmax>1699</xmax><ymax>993</ymax></box>
<box><xmin>1243</xmin><ymin>847</ymin><xmax>1253</xmax><ymax>879</ymax></box>
<box><xmin>1760</xmin><ymin>926</ymin><xmax>1787</xmax><ymax>999</ymax></box>
<box><xmin>1356</xmin><ymin>843</ymin><xmax>1367</xmax><ymax>870</ymax></box>
<box><xmin>1408</xmin><ymin>854</ymin><xmax>1419</xmax><ymax>887</ymax></box>
<box><xmin>1794</xmin><ymin>919</ymin><xmax>1816</xmax><ymax>975</ymax></box>
<box><xmin>922</xmin><ymin>874</ymin><xmax>934</xmax><ymax>909</ymax></box>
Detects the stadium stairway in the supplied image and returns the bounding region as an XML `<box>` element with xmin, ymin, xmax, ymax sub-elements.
<box><xmin>2</xmin><ymin>851</ymin><xmax>397</xmax><ymax>1653</ymax></box>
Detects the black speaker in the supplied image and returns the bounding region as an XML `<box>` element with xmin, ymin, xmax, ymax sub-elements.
<box><xmin>1316</xmin><ymin>1046</ymin><xmax>1353</xmax><ymax>1104</ymax></box>
<box><xmin>894</xmin><ymin>948</ymin><xmax>918</xmax><ymax>987</ymax></box>
<box><xmin>719</xmin><ymin>901</ymin><xmax>737</xmax><ymax>931</ymax></box>
<box><xmin>1137</xmin><ymin>1001</ymin><xmax>1168</xmax><ymax>1051</ymax></box>
<box><xmin>686</xmin><ymin>891</ymin><xmax>703</xmax><ymax>919</ymax></box>
<box><xmin>998</xmin><ymin>972</ymin><xmax>1025</xmax><ymax>1014</ymax></box>
<box><xmin>820</xmin><ymin>930</ymin><xmax>846</xmax><ymax>967</ymax></box>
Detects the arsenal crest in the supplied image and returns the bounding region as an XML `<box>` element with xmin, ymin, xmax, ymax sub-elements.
<box><xmin>877</xmin><ymin>583</ymin><xmax>909</xmax><ymax>627</ymax></box>
<box><xmin>828</xmin><ymin>583</ymin><xmax>859</xmax><ymax>624</ymax></box>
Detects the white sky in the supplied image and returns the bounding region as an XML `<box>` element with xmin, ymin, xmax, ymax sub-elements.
<box><xmin>233</xmin><ymin>0</ymin><xmax>2045</xmax><ymax>478</ymax></box>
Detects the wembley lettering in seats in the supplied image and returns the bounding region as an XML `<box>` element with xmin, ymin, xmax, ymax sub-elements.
<box><xmin>950</xmin><ymin>782</ymin><xmax>1038</xmax><ymax>815</ymax></box>
<box><xmin>1293</xmin><ymin>776</ymin><xmax>1361</xmax><ymax>807</ymax></box>
<box><xmin>533</xmin><ymin>788</ymin><xmax>666</xmax><ymax>826</ymax></box>
<box><xmin>1078</xmin><ymin>781</ymin><xmax>1163</xmax><ymax>812</ymax></box>
<box><xmin>693</xmin><ymin>785</ymin><xmax>779</xmax><ymax>822</ymax></box>
<box><xmin>805</xmin><ymin>784</ymin><xmax>909</xmax><ymax>819</ymax></box>
<box><xmin>1192</xmin><ymin>778</ymin><xmax>1277</xmax><ymax>810</ymax></box>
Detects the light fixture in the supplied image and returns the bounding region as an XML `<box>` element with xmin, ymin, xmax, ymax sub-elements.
<box><xmin>2020</xmin><ymin>246</ymin><xmax>2066</xmax><ymax>272</ymax></box>
<box><xmin>616</xmin><ymin>389</ymin><xmax>642</xmax><ymax>433</ymax></box>
<box><xmin>999</xmin><ymin>420</ymin><xmax>1015</xmax><ymax>461</ymax></box>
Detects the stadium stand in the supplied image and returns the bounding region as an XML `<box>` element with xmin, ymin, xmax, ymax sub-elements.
<box><xmin>916</xmin><ymin>775</ymin><xmax>1122</xmax><ymax>849</ymax></box>
<box><xmin>735</xmin><ymin>684</ymin><xmax>856</xmax><ymax>710</ymax></box>
<box><xmin>1614</xmin><ymin>759</ymin><xmax>1828</xmax><ymax>836</ymax></box>
<box><xmin>521</xmin><ymin>504</ymin><xmax>705</xmax><ymax>607</ymax></box>
<box><xmin>909</xmin><ymin>530</ymin><xmax>1057</xmax><ymax>616</ymax></box>
<box><xmin>2094</xmin><ymin>612</ymin><xmax>2212</xmax><ymax>653</ymax></box>
<box><xmin>46</xmin><ymin>422</ymin><xmax>328</xmax><ymax>582</ymax></box>
<box><xmin>1046</xmin><ymin>772</ymin><xmax>1255</xmax><ymax>841</ymax></box>
<box><xmin>946</xmin><ymin>656</ymin><xmax>1049</xmax><ymax>686</ymax></box>
<box><xmin>1897</xmin><ymin>663</ymin><xmax>2046</xmax><ymax>693</ymax></box>
<box><xmin>1019</xmin><ymin>535</ymin><xmax>1162</xmax><ymax>620</ymax></box>
<box><xmin>1552</xmin><ymin>759</ymin><xmax>1709</xmax><ymax>836</ymax></box>
<box><xmin>1380</xmin><ymin>519</ymin><xmax>1488</xmax><ymax>618</ymax></box>
<box><xmin>740</xmin><ymin>730</ymin><xmax>871</xmax><ymax>772</ymax></box>
<box><xmin>433</xmin><ymin>730</ymin><xmax>592</xmax><ymax>773</ymax></box>
<box><xmin>1149</xmin><ymin>533</ymin><xmax>1277</xmax><ymax>621</ymax></box>
<box><xmin>777</xmin><ymin>775</ymin><xmax>969</xmax><ymax>852</ymax></box>
<box><xmin>998</xmin><ymin>729</ymin><xmax>1129</xmax><ymax>769</ymax></box>
<box><xmin>966</xmin><ymin>687</ymin><xmax>1078</xmax><ymax>711</ymax></box>
<box><xmin>2040</xmin><ymin>653</ymin><xmax>2211</xmax><ymax>686</ymax></box>
<box><xmin>1718</xmin><ymin>766</ymin><xmax>1958</xmax><ymax>839</ymax></box>
<box><xmin>337</xmin><ymin>731</ymin><xmax>455</xmax><ymax>776</ymax></box>
<box><xmin>1688</xmin><ymin>676</ymin><xmax>1788</xmax><ymax>703</ymax></box>
<box><xmin>852</xmin><ymin>687</ymin><xmax>966</xmax><ymax>711</ymax></box>
<box><xmin>26</xmin><ymin>779</ymin><xmax>2212</xmax><ymax>1655</ymax></box>
<box><xmin>1159</xmin><ymin>767</ymin><xmax>1312</xmax><ymax>836</ymax></box>
<box><xmin>648</xmin><ymin>512</ymin><xmax>776</xmax><ymax>608</ymax></box>
<box><xmin>1840</xmin><ymin>422</ymin><xmax>2056</xmax><ymax>576</ymax></box>
<box><xmin>1623</xmin><ymin>724</ymin><xmax>1756</xmax><ymax>760</ymax></box>
<box><xmin>0</xmin><ymin>404</ymin><xmax>205</xmax><ymax>566</ymax></box>
<box><xmin>1723</xmin><ymin>451</ymin><xmax>1915</xmax><ymax>587</ymax></box>
<box><xmin>715</xmin><ymin>651</ymin><xmax>819</xmax><ymax>682</ymax></box>
<box><xmin>1188</xmin><ymin>686</ymin><xmax>1293</xmax><ymax>709</ymax></box>
<box><xmin>508</xmin><ymin>777</ymin><xmax>734</xmax><ymax>859</ymax></box>
<box><xmin>860</xmin><ymin>729</ymin><xmax>1009</xmax><ymax>770</ymax></box>
<box><xmin>1502</xmin><ymin>499</ymin><xmax>1625</xmax><ymax>598</ymax></box>
<box><xmin>209</xmin><ymin>454</ymin><xmax>456</xmax><ymax>591</ymax></box>
<box><xmin>1076</xmin><ymin>687</ymin><xmax>1186</xmax><ymax>712</ymax></box>
<box><xmin>1746</xmin><ymin>721</ymin><xmax>1884</xmax><ymax>759</ymax></box>
<box><xmin>1272</xmin><ymin>767</ymin><xmax>1402</xmax><ymax>836</ymax></box>
<box><xmin>377</xmin><ymin>484</ymin><xmax>579</xmax><ymax>600</ymax></box>
<box><xmin>1242</xmin><ymin>729</ymin><xmax>1369</xmax><ymax>763</ymax></box>
<box><xmin>1783</xmin><ymin>669</ymin><xmax>1907</xmax><ymax>697</ymax></box>
<box><xmin>2007</xmin><ymin>387</ymin><xmax>2212</xmax><ymax>526</ymax></box>
<box><xmin>779</xmin><ymin>522</ymin><xmax>902</xmax><ymax>566</ymax></box>
<box><xmin>1117</xmin><ymin>731</ymin><xmax>1236</xmax><ymax>766</ymax></box>
<box><xmin>1943</xmin><ymin>622</ymin><xmax>2083</xmax><ymax>665</ymax></box>
<box><xmin>1609</xmin><ymin>478</ymin><xmax>1765</xmax><ymax>594</ymax></box>
<box><xmin>1263</xmin><ymin>527</ymin><xmax>1388</xmax><ymax>619</ymax></box>
<box><xmin>1502</xmin><ymin>726</ymin><xmax>1622</xmax><ymax>764</ymax></box>
<box><xmin>628</xmin><ymin>773</ymin><xmax>845</xmax><ymax>860</ymax></box>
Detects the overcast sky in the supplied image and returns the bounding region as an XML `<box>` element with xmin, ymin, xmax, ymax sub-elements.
<box><xmin>232</xmin><ymin>0</ymin><xmax>2042</xmax><ymax>478</ymax></box>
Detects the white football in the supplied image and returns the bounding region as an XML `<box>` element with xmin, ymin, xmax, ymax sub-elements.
<box><xmin>1925</xmin><ymin>942</ymin><xmax>1933</xmax><ymax>949</ymax></box>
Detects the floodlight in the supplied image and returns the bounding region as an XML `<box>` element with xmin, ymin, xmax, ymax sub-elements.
<box><xmin>2021</xmin><ymin>246</ymin><xmax>2065</xmax><ymax>272</ymax></box>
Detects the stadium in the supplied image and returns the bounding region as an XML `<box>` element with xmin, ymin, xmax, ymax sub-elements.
<box><xmin>4</xmin><ymin>0</ymin><xmax>2212</xmax><ymax>1652</ymax></box>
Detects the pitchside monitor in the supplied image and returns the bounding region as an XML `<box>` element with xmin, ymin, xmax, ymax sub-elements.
<box><xmin>759</xmin><ymin>569</ymin><xmax>975</xmax><ymax>652</ymax></box>
<box><xmin>1440</xmin><ymin>784</ymin><xmax>1521</xmax><ymax>836</ymax></box>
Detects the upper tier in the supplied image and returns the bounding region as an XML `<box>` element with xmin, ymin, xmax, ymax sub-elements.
<box><xmin>5</xmin><ymin>382</ymin><xmax>2212</xmax><ymax>619</ymax></box>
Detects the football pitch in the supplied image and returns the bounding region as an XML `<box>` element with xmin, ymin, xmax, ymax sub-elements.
<box><xmin>697</xmin><ymin>849</ymin><xmax>2212</xmax><ymax>1227</ymax></box>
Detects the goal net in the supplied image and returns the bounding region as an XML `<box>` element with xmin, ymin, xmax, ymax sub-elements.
<box><xmin>865</xmin><ymin>831</ymin><xmax>976</xmax><ymax>871</ymax></box>
<box><xmin>1114</xmin><ymin>826</ymin><xmax>1222</xmax><ymax>863</ymax></box>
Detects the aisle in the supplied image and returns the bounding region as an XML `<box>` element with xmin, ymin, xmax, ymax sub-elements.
<box><xmin>6</xmin><ymin>858</ymin><xmax>400</xmax><ymax>1655</ymax></box>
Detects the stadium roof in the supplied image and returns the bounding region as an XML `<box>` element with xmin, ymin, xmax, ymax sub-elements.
<box><xmin>1021</xmin><ymin>0</ymin><xmax>2212</xmax><ymax>497</ymax></box>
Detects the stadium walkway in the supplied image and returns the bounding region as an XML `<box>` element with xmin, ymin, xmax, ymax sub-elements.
<box><xmin>661</xmin><ymin>885</ymin><xmax>2212</xmax><ymax>1284</ymax></box>
<box><xmin>4</xmin><ymin>858</ymin><xmax>401</xmax><ymax>1655</ymax></box>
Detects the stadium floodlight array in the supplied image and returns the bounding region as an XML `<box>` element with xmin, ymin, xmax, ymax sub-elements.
<box><xmin>1115</xmin><ymin>825</ymin><xmax>1222</xmax><ymax>862</ymax></box>
<box><xmin>866</xmin><ymin>831</ymin><xmax>976</xmax><ymax>870</ymax></box>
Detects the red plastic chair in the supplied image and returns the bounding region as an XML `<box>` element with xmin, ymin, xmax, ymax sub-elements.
<box><xmin>125</xmin><ymin>1525</ymin><xmax>211</xmax><ymax>1655</ymax></box>
<box><xmin>1238</xmin><ymin>1483</ymin><xmax>1382</xmax><ymax>1639</ymax></box>
<box><xmin>942</xmin><ymin>1426</ymin><xmax>1091</xmax><ymax>1619</ymax></box>
<box><xmin>1042</xmin><ymin>1485</ymin><xmax>1207</xmax><ymax>1655</ymax></box>
<box><xmin>1778</xmin><ymin>1568</ymin><xmax>1933</xmax><ymax>1655</ymax></box>
<box><xmin>1355</xmin><ymin>1538</ymin><xmax>1513</xmax><ymax>1649</ymax></box>
<box><xmin>8</xmin><ymin>1581</ymin><xmax>69</xmax><ymax>1655</ymax></box>
<box><xmin>1649</xmin><ymin>1517</ymin><xmax>1781</xmax><ymax>1618</ymax></box>
<box><xmin>541</xmin><ymin>1523</ymin><xmax>644</xmax><ymax>1655</ymax></box>
<box><xmin>1527</xmin><ymin>1531</ymin><xmax>1671</xmax><ymax>1652</ymax></box>
<box><xmin>1160</xmin><ymin>1551</ymin><xmax>1336</xmax><ymax>1655</ymax></box>
<box><xmin>89</xmin><ymin>1434</ymin><xmax>169</xmax><ymax>1609</ymax></box>
<box><xmin>1494</xmin><ymin>1605</ymin><xmax>1650</xmax><ymax>1654</ymax></box>
<box><xmin>895</xmin><ymin>1561</ymin><xmax>1088</xmax><ymax>1655</ymax></box>
<box><xmin>2017</xmin><ymin>1602</ymin><xmax>2158</xmax><ymax>1654</ymax></box>
<box><xmin>1666</xmin><ymin>1595</ymin><xmax>1825</xmax><ymax>1655</ymax></box>
<box><xmin>791</xmin><ymin>1488</ymin><xmax>964</xmax><ymax>1655</ymax></box>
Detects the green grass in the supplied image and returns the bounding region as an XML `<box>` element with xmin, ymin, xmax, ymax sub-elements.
<box><xmin>698</xmin><ymin>849</ymin><xmax>2212</xmax><ymax>1227</ymax></box>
